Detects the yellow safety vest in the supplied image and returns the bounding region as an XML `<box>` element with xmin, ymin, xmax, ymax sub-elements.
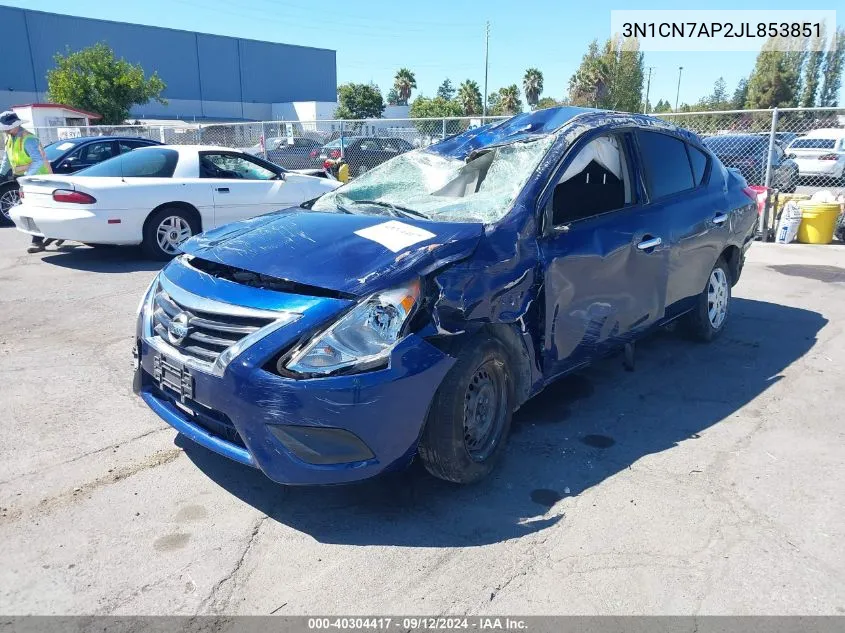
<box><xmin>4</xmin><ymin>131</ymin><xmax>52</xmax><ymax>176</ymax></box>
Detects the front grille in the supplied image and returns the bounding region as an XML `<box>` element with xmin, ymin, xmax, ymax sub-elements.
<box><xmin>152</xmin><ymin>385</ymin><xmax>246</xmax><ymax>448</ymax></box>
<box><xmin>151</xmin><ymin>287</ymin><xmax>275</xmax><ymax>365</ymax></box>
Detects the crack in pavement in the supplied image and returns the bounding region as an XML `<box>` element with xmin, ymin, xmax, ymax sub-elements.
<box><xmin>199</xmin><ymin>514</ymin><xmax>269</xmax><ymax>614</ymax></box>
<box><xmin>0</xmin><ymin>427</ymin><xmax>171</xmax><ymax>487</ymax></box>
<box><xmin>0</xmin><ymin>448</ymin><xmax>182</xmax><ymax>525</ymax></box>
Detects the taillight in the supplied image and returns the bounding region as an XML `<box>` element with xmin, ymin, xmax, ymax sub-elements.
<box><xmin>819</xmin><ymin>153</ymin><xmax>838</xmax><ymax>161</ymax></box>
<box><xmin>330</xmin><ymin>149</ymin><xmax>341</xmax><ymax>159</ymax></box>
<box><xmin>53</xmin><ymin>189</ymin><xmax>96</xmax><ymax>204</ymax></box>
<box><xmin>323</xmin><ymin>159</ymin><xmax>333</xmax><ymax>169</ymax></box>
<box><xmin>309</xmin><ymin>149</ymin><xmax>318</xmax><ymax>158</ymax></box>
<box><xmin>742</xmin><ymin>186</ymin><xmax>766</xmax><ymax>216</ymax></box>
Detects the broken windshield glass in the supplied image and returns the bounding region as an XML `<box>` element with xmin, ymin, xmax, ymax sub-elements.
<box><xmin>311</xmin><ymin>135</ymin><xmax>556</xmax><ymax>224</ymax></box>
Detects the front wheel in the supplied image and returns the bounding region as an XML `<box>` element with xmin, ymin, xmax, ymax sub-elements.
<box><xmin>0</xmin><ymin>181</ymin><xmax>21</xmax><ymax>225</ymax></box>
<box><xmin>418</xmin><ymin>334</ymin><xmax>513</xmax><ymax>484</ymax></box>
<box><xmin>141</xmin><ymin>207</ymin><xmax>199</xmax><ymax>260</ymax></box>
<box><xmin>684</xmin><ymin>257</ymin><xmax>732</xmax><ymax>342</ymax></box>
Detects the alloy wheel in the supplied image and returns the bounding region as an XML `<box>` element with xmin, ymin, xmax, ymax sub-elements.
<box><xmin>156</xmin><ymin>216</ymin><xmax>193</xmax><ymax>256</ymax></box>
<box><xmin>707</xmin><ymin>268</ymin><xmax>729</xmax><ymax>329</ymax></box>
<box><xmin>0</xmin><ymin>188</ymin><xmax>21</xmax><ymax>221</ymax></box>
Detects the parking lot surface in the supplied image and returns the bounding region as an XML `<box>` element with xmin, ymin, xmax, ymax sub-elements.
<box><xmin>1</xmin><ymin>226</ymin><xmax>844</xmax><ymax>615</ymax></box>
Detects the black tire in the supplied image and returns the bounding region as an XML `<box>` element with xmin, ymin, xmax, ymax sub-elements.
<box><xmin>0</xmin><ymin>181</ymin><xmax>21</xmax><ymax>226</ymax></box>
<box><xmin>418</xmin><ymin>334</ymin><xmax>513</xmax><ymax>484</ymax></box>
<box><xmin>141</xmin><ymin>207</ymin><xmax>200</xmax><ymax>261</ymax></box>
<box><xmin>684</xmin><ymin>257</ymin><xmax>733</xmax><ymax>343</ymax></box>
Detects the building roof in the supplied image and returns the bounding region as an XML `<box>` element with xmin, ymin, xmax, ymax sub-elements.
<box><xmin>12</xmin><ymin>103</ymin><xmax>102</xmax><ymax>120</ymax></box>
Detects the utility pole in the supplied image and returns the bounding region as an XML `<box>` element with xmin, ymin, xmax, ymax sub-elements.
<box><xmin>483</xmin><ymin>21</ymin><xmax>490</xmax><ymax>119</ymax></box>
<box><xmin>643</xmin><ymin>66</ymin><xmax>654</xmax><ymax>113</ymax></box>
<box><xmin>675</xmin><ymin>66</ymin><xmax>683</xmax><ymax>111</ymax></box>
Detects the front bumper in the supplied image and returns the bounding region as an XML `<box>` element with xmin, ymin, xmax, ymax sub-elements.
<box><xmin>134</xmin><ymin>334</ymin><xmax>454</xmax><ymax>485</ymax></box>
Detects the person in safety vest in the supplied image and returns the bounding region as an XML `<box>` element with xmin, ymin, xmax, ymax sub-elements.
<box><xmin>0</xmin><ymin>110</ymin><xmax>62</xmax><ymax>253</ymax></box>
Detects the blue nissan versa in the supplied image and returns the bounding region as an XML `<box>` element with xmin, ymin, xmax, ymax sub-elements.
<box><xmin>133</xmin><ymin>107</ymin><xmax>757</xmax><ymax>485</ymax></box>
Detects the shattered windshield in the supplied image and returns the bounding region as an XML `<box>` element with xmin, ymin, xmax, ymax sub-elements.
<box><xmin>311</xmin><ymin>135</ymin><xmax>556</xmax><ymax>224</ymax></box>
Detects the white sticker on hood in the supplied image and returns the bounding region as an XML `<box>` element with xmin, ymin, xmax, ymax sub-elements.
<box><xmin>354</xmin><ymin>220</ymin><xmax>436</xmax><ymax>253</ymax></box>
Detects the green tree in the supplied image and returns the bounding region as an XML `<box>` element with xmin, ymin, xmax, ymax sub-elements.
<box><xmin>46</xmin><ymin>42</ymin><xmax>166</xmax><ymax>124</ymax></box>
<box><xmin>800</xmin><ymin>28</ymin><xmax>827</xmax><ymax>107</ymax></box>
<box><xmin>731</xmin><ymin>78</ymin><xmax>749</xmax><ymax>110</ymax></box>
<box><xmin>652</xmin><ymin>99</ymin><xmax>672</xmax><ymax>113</ymax></box>
<box><xmin>697</xmin><ymin>77</ymin><xmax>731</xmax><ymax>111</ymax></box>
<box><xmin>522</xmin><ymin>68</ymin><xmax>544</xmax><ymax>109</ymax></box>
<box><xmin>487</xmin><ymin>92</ymin><xmax>502</xmax><ymax>115</ymax></box>
<box><xmin>568</xmin><ymin>36</ymin><xmax>643</xmax><ymax>112</ymax></box>
<box><xmin>335</xmin><ymin>83</ymin><xmax>385</xmax><ymax>119</ymax></box>
<box><xmin>393</xmin><ymin>68</ymin><xmax>417</xmax><ymax>106</ymax></box>
<box><xmin>386</xmin><ymin>88</ymin><xmax>400</xmax><ymax>106</ymax></box>
<box><xmin>497</xmin><ymin>85</ymin><xmax>523</xmax><ymax>115</ymax></box>
<box><xmin>436</xmin><ymin>79</ymin><xmax>455</xmax><ymax>101</ymax></box>
<box><xmin>819</xmin><ymin>27</ymin><xmax>845</xmax><ymax>107</ymax></box>
<box><xmin>409</xmin><ymin>95</ymin><xmax>464</xmax><ymax>119</ymax></box>
<box><xmin>745</xmin><ymin>39</ymin><xmax>801</xmax><ymax>109</ymax></box>
<box><xmin>457</xmin><ymin>80</ymin><xmax>483</xmax><ymax>115</ymax></box>
<box><xmin>535</xmin><ymin>96</ymin><xmax>563</xmax><ymax>109</ymax></box>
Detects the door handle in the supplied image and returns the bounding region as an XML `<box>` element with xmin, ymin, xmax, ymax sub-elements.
<box><xmin>216</xmin><ymin>187</ymin><xmax>230</xmax><ymax>193</ymax></box>
<box><xmin>636</xmin><ymin>236</ymin><xmax>662</xmax><ymax>251</ymax></box>
<box><xmin>713</xmin><ymin>213</ymin><xmax>728</xmax><ymax>225</ymax></box>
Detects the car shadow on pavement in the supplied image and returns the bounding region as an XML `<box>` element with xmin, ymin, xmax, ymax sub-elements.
<box><xmin>179</xmin><ymin>297</ymin><xmax>826</xmax><ymax>547</ymax></box>
<box><xmin>39</xmin><ymin>243</ymin><xmax>164</xmax><ymax>273</ymax></box>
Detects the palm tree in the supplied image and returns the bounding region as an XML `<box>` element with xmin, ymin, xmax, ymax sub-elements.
<box><xmin>393</xmin><ymin>68</ymin><xmax>417</xmax><ymax>106</ymax></box>
<box><xmin>457</xmin><ymin>80</ymin><xmax>483</xmax><ymax>115</ymax></box>
<box><xmin>523</xmin><ymin>68</ymin><xmax>544</xmax><ymax>108</ymax></box>
<box><xmin>498</xmin><ymin>85</ymin><xmax>522</xmax><ymax>115</ymax></box>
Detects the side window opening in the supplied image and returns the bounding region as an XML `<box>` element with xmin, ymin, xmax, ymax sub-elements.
<box><xmin>550</xmin><ymin>134</ymin><xmax>632</xmax><ymax>225</ymax></box>
<box><xmin>687</xmin><ymin>144</ymin><xmax>709</xmax><ymax>186</ymax></box>
<box><xmin>637</xmin><ymin>131</ymin><xmax>695</xmax><ymax>200</ymax></box>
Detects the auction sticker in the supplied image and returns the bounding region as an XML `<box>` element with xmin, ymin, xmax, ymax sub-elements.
<box><xmin>354</xmin><ymin>220</ymin><xmax>435</xmax><ymax>253</ymax></box>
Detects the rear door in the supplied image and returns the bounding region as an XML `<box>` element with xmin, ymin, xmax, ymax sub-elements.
<box><xmin>636</xmin><ymin>130</ymin><xmax>727</xmax><ymax>315</ymax></box>
<box><xmin>539</xmin><ymin>131</ymin><xmax>670</xmax><ymax>378</ymax></box>
<box><xmin>200</xmin><ymin>151</ymin><xmax>291</xmax><ymax>227</ymax></box>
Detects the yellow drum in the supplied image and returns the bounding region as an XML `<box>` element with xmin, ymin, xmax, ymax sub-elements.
<box><xmin>796</xmin><ymin>202</ymin><xmax>841</xmax><ymax>245</ymax></box>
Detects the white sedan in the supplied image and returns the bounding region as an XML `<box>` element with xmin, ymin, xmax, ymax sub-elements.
<box><xmin>11</xmin><ymin>145</ymin><xmax>341</xmax><ymax>259</ymax></box>
<box><xmin>786</xmin><ymin>129</ymin><xmax>845</xmax><ymax>183</ymax></box>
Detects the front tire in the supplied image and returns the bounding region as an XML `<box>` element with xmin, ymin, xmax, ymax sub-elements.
<box><xmin>418</xmin><ymin>334</ymin><xmax>513</xmax><ymax>484</ymax></box>
<box><xmin>141</xmin><ymin>207</ymin><xmax>199</xmax><ymax>260</ymax></box>
<box><xmin>684</xmin><ymin>257</ymin><xmax>732</xmax><ymax>342</ymax></box>
<box><xmin>0</xmin><ymin>181</ymin><xmax>21</xmax><ymax>226</ymax></box>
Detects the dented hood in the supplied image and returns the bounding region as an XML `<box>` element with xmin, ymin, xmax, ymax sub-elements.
<box><xmin>179</xmin><ymin>209</ymin><xmax>483</xmax><ymax>296</ymax></box>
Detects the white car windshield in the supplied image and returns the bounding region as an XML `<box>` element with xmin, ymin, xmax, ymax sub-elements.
<box><xmin>311</xmin><ymin>135</ymin><xmax>555</xmax><ymax>224</ymax></box>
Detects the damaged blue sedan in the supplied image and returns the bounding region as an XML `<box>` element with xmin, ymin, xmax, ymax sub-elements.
<box><xmin>133</xmin><ymin>107</ymin><xmax>757</xmax><ymax>485</ymax></box>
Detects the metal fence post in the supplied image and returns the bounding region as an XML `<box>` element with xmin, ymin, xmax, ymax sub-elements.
<box><xmin>340</xmin><ymin>119</ymin><xmax>345</xmax><ymax>157</ymax></box>
<box><xmin>761</xmin><ymin>107</ymin><xmax>780</xmax><ymax>242</ymax></box>
<box><xmin>262</xmin><ymin>121</ymin><xmax>269</xmax><ymax>160</ymax></box>
<box><xmin>197</xmin><ymin>124</ymin><xmax>203</xmax><ymax>144</ymax></box>
<box><xmin>442</xmin><ymin>118</ymin><xmax>447</xmax><ymax>140</ymax></box>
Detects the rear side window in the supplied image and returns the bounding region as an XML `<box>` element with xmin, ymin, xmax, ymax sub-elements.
<box><xmin>637</xmin><ymin>131</ymin><xmax>695</xmax><ymax>200</ymax></box>
<box><xmin>75</xmin><ymin>148</ymin><xmax>178</xmax><ymax>178</ymax></box>
<box><xmin>789</xmin><ymin>138</ymin><xmax>836</xmax><ymax>150</ymax></box>
<box><xmin>687</xmin><ymin>145</ymin><xmax>709</xmax><ymax>185</ymax></box>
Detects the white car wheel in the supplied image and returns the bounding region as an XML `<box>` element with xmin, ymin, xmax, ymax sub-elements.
<box><xmin>156</xmin><ymin>216</ymin><xmax>193</xmax><ymax>255</ymax></box>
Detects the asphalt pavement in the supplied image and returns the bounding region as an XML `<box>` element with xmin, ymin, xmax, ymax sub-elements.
<box><xmin>0</xmin><ymin>227</ymin><xmax>843</xmax><ymax>615</ymax></box>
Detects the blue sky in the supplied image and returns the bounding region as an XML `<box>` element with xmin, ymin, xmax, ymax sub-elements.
<box><xmin>10</xmin><ymin>0</ymin><xmax>844</xmax><ymax>109</ymax></box>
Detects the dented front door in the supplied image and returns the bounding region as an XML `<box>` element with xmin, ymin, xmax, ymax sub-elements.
<box><xmin>539</xmin><ymin>206</ymin><xmax>670</xmax><ymax>379</ymax></box>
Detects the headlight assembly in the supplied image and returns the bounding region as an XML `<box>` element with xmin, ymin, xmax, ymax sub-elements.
<box><xmin>284</xmin><ymin>280</ymin><xmax>420</xmax><ymax>377</ymax></box>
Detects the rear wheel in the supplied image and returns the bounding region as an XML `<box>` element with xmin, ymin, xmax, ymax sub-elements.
<box><xmin>0</xmin><ymin>181</ymin><xmax>21</xmax><ymax>225</ymax></box>
<box><xmin>418</xmin><ymin>334</ymin><xmax>513</xmax><ymax>484</ymax></box>
<box><xmin>684</xmin><ymin>257</ymin><xmax>732</xmax><ymax>342</ymax></box>
<box><xmin>141</xmin><ymin>207</ymin><xmax>199</xmax><ymax>260</ymax></box>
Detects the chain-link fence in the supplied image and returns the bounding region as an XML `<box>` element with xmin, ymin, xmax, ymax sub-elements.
<box><xmin>7</xmin><ymin>109</ymin><xmax>844</xmax><ymax>237</ymax></box>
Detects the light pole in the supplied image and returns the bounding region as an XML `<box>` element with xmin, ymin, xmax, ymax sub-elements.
<box><xmin>643</xmin><ymin>66</ymin><xmax>654</xmax><ymax>113</ymax></box>
<box><xmin>675</xmin><ymin>66</ymin><xmax>684</xmax><ymax>112</ymax></box>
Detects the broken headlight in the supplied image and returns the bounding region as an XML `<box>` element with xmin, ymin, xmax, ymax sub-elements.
<box><xmin>284</xmin><ymin>280</ymin><xmax>420</xmax><ymax>377</ymax></box>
